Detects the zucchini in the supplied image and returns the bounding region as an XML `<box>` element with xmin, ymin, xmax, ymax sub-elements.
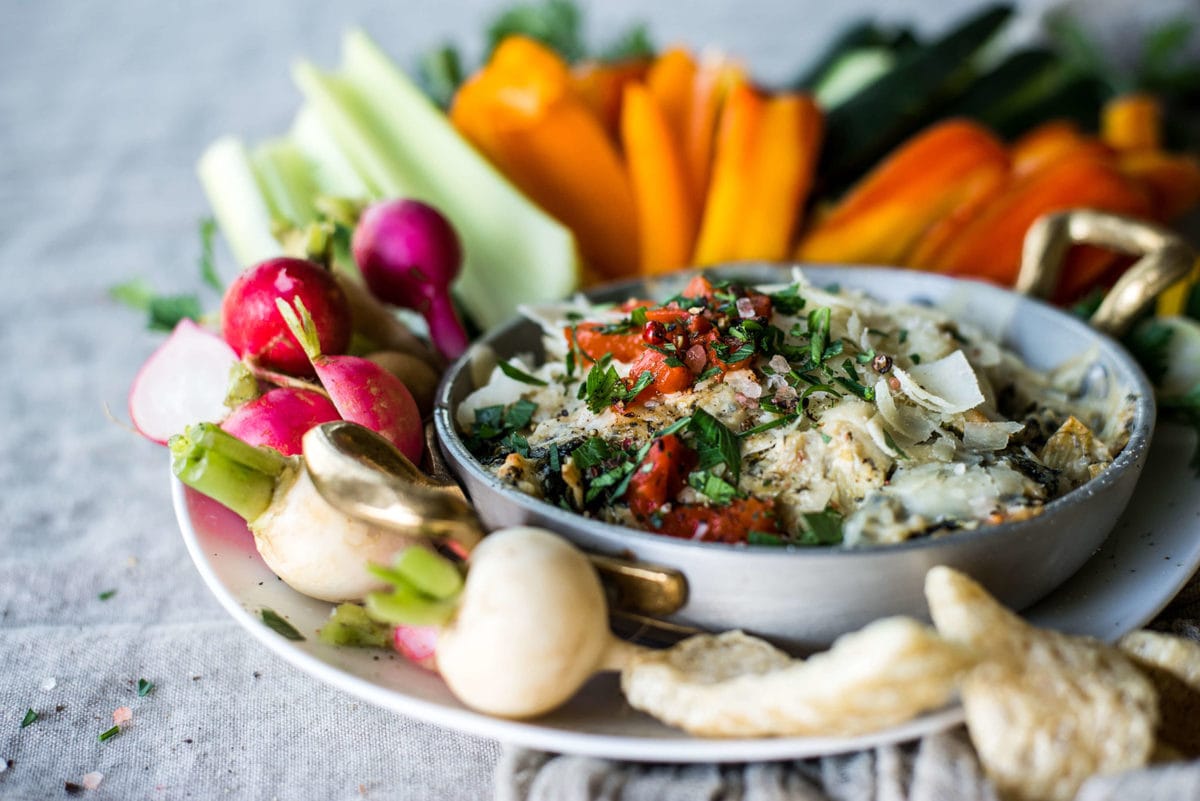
<box><xmin>986</xmin><ymin>74</ymin><xmax>1108</xmax><ymax>139</ymax></box>
<box><xmin>819</xmin><ymin>4</ymin><xmax>1013</xmax><ymax>191</ymax></box>
<box><xmin>941</xmin><ymin>48</ymin><xmax>1062</xmax><ymax>124</ymax></box>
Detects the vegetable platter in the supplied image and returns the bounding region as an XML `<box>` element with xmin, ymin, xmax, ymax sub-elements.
<box><xmin>120</xmin><ymin>0</ymin><xmax>1200</xmax><ymax>788</ymax></box>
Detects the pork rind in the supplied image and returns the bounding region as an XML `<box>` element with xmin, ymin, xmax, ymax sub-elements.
<box><xmin>620</xmin><ymin>618</ymin><xmax>971</xmax><ymax>738</ymax></box>
<box><xmin>1119</xmin><ymin>629</ymin><xmax>1200</xmax><ymax>757</ymax></box>
<box><xmin>925</xmin><ymin>566</ymin><xmax>1158</xmax><ymax>801</ymax></box>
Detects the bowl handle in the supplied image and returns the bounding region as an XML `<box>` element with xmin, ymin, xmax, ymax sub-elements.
<box><xmin>1016</xmin><ymin>210</ymin><xmax>1195</xmax><ymax>337</ymax></box>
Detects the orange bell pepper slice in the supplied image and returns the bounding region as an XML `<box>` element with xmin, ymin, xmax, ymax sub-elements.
<box><xmin>796</xmin><ymin>119</ymin><xmax>1009</xmax><ymax>266</ymax></box>
<box><xmin>693</xmin><ymin>82</ymin><xmax>765</xmax><ymax>265</ymax></box>
<box><xmin>734</xmin><ymin>92</ymin><xmax>822</xmax><ymax>261</ymax></box>
<box><xmin>1118</xmin><ymin>149</ymin><xmax>1200</xmax><ymax>222</ymax></box>
<box><xmin>450</xmin><ymin>36</ymin><xmax>639</xmax><ymax>280</ymax></box>
<box><xmin>686</xmin><ymin>56</ymin><xmax>746</xmax><ymax>220</ymax></box>
<box><xmin>621</xmin><ymin>83</ymin><xmax>698</xmax><ymax>274</ymax></box>
<box><xmin>1011</xmin><ymin>121</ymin><xmax>1111</xmax><ymax>178</ymax></box>
<box><xmin>646</xmin><ymin>47</ymin><xmax>698</xmax><ymax>151</ymax></box>
<box><xmin>570</xmin><ymin>58</ymin><xmax>650</xmax><ymax>141</ymax></box>
<box><xmin>1102</xmin><ymin>93</ymin><xmax>1162</xmax><ymax>152</ymax></box>
<box><xmin>921</xmin><ymin>151</ymin><xmax>1151</xmax><ymax>300</ymax></box>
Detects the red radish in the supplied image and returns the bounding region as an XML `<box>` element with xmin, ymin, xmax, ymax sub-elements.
<box><xmin>351</xmin><ymin>199</ymin><xmax>469</xmax><ymax>361</ymax></box>
<box><xmin>220</xmin><ymin>387</ymin><xmax>340</xmax><ymax>456</ymax></box>
<box><xmin>276</xmin><ymin>296</ymin><xmax>423</xmax><ymax>462</ymax></box>
<box><xmin>129</xmin><ymin>319</ymin><xmax>238</xmax><ymax>444</ymax></box>
<box><xmin>393</xmin><ymin>624</ymin><xmax>439</xmax><ymax>671</ymax></box>
<box><xmin>221</xmin><ymin>257</ymin><xmax>352</xmax><ymax>377</ymax></box>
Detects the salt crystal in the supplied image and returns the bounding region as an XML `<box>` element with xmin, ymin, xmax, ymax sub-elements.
<box><xmin>40</xmin><ymin>677</ymin><xmax>56</xmax><ymax>691</ymax></box>
<box><xmin>113</xmin><ymin>706</ymin><xmax>132</xmax><ymax>725</ymax></box>
<box><xmin>0</xmin><ymin>760</ymin><xmax>7</xmax><ymax>773</ymax></box>
<box><xmin>82</xmin><ymin>772</ymin><xmax>104</xmax><ymax>790</ymax></box>
<box><xmin>736</xmin><ymin>297</ymin><xmax>755</xmax><ymax>319</ymax></box>
<box><xmin>769</xmin><ymin>355</ymin><xmax>790</xmax><ymax>374</ymax></box>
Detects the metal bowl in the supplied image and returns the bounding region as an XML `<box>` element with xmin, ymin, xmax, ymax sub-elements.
<box><xmin>433</xmin><ymin>212</ymin><xmax>1190</xmax><ymax>649</ymax></box>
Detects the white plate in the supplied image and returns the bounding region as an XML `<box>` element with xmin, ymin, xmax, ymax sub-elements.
<box><xmin>173</xmin><ymin>424</ymin><xmax>1200</xmax><ymax>763</ymax></box>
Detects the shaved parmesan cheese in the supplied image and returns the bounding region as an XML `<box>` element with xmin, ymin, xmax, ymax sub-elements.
<box><xmin>898</xmin><ymin>351</ymin><xmax>985</xmax><ymax>414</ymax></box>
<box><xmin>874</xmin><ymin>378</ymin><xmax>937</xmax><ymax>444</ymax></box>
<box><xmin>964</xmin><ymin>421</ymin><xmax>1025</xmax><ymax>451</ymax></box>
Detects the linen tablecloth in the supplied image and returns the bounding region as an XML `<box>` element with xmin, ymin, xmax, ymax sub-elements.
<box><xmin>2</xmin><ymin>1</ymin><xmax>1197</xmax><ymax>799</ymax></box>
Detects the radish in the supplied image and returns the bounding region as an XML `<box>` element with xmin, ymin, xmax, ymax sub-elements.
<box><xmin>351</xmin><ymin>199</ymin><xmax>470</xmax><ymax>362</ymax></box>
<box><xmin>170</xmin><ymin>422</ymin><xmax>415</xmax><ymax>602</ymax></box>
<box><xmin>275</xmin><ymin>296</ymin><xmax>423</xmax><ymax>462</ymax></box>
<box><xmin>220</xmin><ymin>387</ymin><xmax>341</xmax><ymax>456</ymax></box>
<box><xmin>129</xmin><ymin>319</ymin><xmax>238</xmax><ymax>444</ymax></box>
<box><xmin>366</xmin><ymin>527</ymin><xmax>635</xmax><ymax>718</ymax></box>
<box><xmin>334</xmin><ymin>273</ymin><xmax>440</xmax><ymax>368</ymax></box>
<box><xmin>222</xmin><ymin>257</ymin><xmax>352</xmax><ymax>377</ymax></box>
<box><xmin>393</xmin><ymin>624</ymin><xmax>439</xmax><ymax>671</ymax></box>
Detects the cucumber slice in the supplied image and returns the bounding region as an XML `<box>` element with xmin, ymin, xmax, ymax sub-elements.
<box><xmin>813</xmin><ymin>48</ymin><xmax>896</xmax><ymax>108</ymax></box>
<box><xmin>293</xmin><ymin>30</ymin><xmax>580</xmax><ymax>330</ymax></box>
<box><xmin>820</xmin><ymin>4</ymin><xmax>1013</xmax><ymax>191</ymax></box>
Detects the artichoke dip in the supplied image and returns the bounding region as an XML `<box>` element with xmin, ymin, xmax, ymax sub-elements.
<box><xmin>458</xmin><ymin>271</ymin><xmax>1134</xmax><ymax>547</ymax></box>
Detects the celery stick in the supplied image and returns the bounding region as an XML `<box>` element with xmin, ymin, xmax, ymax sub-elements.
<box><xmin>290</xmin><ymin>106</ymin><xmax>371</xmax><ymax>199</ymax></box>
<box><xmin>293</xmin><ymin>31</ymin><xmax>580</xmax><ymax>330</ymax></box>
<box><xmin>251</xmin><ymin>139</ymin><xmax>320</xmax><ymax>226</ymax></box>
<box><xmin>196</xmin><ymin>137</ymin><xmax>284</xmax><ymax>268</ymax></box>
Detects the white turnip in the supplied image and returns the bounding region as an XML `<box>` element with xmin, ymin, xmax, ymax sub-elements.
<box><xmin>171</xmin><ymin>422</ymin><xmax>415</xmax><ymax>602</ymax></box>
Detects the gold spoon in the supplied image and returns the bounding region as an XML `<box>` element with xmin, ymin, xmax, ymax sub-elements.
<box><xmin>301</xmin><ymin>420</ymin><xmax>689</xmax><ymax>621</ymax></box>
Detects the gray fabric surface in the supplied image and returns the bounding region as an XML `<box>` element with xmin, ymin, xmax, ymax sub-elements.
<box><xmin>2</xmin><ymin>1</ymin><xmax>1198</xmax><ymax>800</ymax></box>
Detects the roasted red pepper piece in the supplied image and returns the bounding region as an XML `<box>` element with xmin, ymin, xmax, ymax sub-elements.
<box><xmin>625</xmin><ymin>434</ymin><xmax>694</xmax><ymax>518</ymax></box>
<box><xmin>570</xmin><ymin>323</ymin><xmax>644</xmax><ymax>363</ymax></box>
<box><xmin>626</xmin><ymin>347</ymin><xmax>694</xmax><ymax>401</ymax></box>
<box><xmin>654</xmin><ymin>498</ymin><xmax>780</xmax><ymax>543</ymax></box>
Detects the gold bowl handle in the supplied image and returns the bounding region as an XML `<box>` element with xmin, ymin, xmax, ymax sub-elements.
<box><xmin>1016</xmin><ymin>210</ymin><xmax>1195</xmax><ymax>337</ymax></box>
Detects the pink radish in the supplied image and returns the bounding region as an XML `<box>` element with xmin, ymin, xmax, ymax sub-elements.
<box><xmin>221</xmin><ymin>387</ymin><xmax>341</xmax><ymax>456</ymax></box>
<box><xmin>275</xmin><ymin>296</ymin><xmax>423</xmax><ymax>462</ymax></box>
<box><xmin>221</xmin><ymin>257</ymin><xmax>352</xmax><ymax>377</ymax></box>
<box><xmin>393</xmin><ymin>625</ymin><xmax>439</xmax><ymax>671</ymax></box>
<box><xmin>351</xmin><ymin>199</ymin><xmax>469</xmax><ymax>362</ymax></box>
<box><xmin>129</xmin><ymin>319</ymin><xmax>238</xmax><ymax>444</ymax></box>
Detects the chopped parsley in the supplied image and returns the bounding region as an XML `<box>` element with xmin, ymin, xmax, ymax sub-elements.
<box><xmin>98</xmin><ymin>589</ymin><xmax>117</xmax><ymax>601</ymax></box>
<box><xmin>98</xmin><ymin>725</ymin><xmax>120</xmax><ymax>743</ymax></box>
<box><xmin>137</xmin><ymin>679</ymin><xmax>154</xmax><ymax>697</ymax></box>
<box><xmin>795</xmin><ymin>509</ymin><xmax>845</xmax><ymax>546</ymax></box>
<box><xmin>688</xmin><ymin>408</ymin><xmax>741</xmax><ymax>482</ymax></box>
<box><xmin>577</xmin><ymin>354</ymin><xmax>625</xmax><ymax>412</ymax></box>
<box><xmin>738</xmin><ymin>413</ymin><xmax>799</xmax><ymax>438</ymax></box>
<box><xmin>498</xmin><ymin>360</ymin><xmax>548</xmax><ymax>386</ymax></box>
<box><xmin>20</xmin><ymin>708</ymin><xmax>36</xmax><ymax>728</ymax></box>
<box><xmin>465</xmin><ymin>399</ymin><xmax>538</xmax><ymax>459</ymax></box>
<box><xmin>260</xmin><ymin>608</ymin><xmax>305</xmax><ymax>641</ymax></box>
<box><xmin>807</xmin><ymin>307</ymin><xmax>831</xmax><ymax>366</ymax></box>
<box><xmin>768</xmin><ymin>284</ymin><xmax>806</xmax><ymax>315</ymax></box>
<box><xmin>688</xmin><ymin>470</ymin><xmax>741</xmax><ymax>504</ymax></box>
